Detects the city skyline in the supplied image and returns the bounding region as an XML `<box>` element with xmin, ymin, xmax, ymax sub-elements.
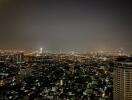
<box><xmin>0</xmin><ymin>0</ymin><xmax>132</xmax><ymax>51</ymax></box>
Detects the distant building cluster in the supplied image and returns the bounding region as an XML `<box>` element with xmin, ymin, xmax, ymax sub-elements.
<box><xmin>0</xmin><ymin>49</ymin><xmax>131</xmax><ymax>100</ymax></box>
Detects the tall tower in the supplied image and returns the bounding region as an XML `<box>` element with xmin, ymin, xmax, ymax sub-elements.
<box><xmin>114</xmin><ymin>56</ymin><xmax>132</xmax><ymax>100</ymax></box>
<box><xmin>16</xmin><ymin>53</ymin><xmax>24</xmax><ymax>63</ymax></box>
<box><xmin>39</xmin><ymin>48</ymin><xmax>43</xmax><ymax>54</ymax></box>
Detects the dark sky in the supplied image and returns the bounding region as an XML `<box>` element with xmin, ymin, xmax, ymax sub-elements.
<box><xmin>0</xmin><ymin>0</ymin><xmax>132</xmax><ymax>51</ymax></box>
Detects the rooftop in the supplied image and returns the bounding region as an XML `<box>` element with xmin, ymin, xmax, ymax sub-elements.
<box><xmin>115</xmin><ymin>56</ymin><xmax>132</xmax><ymax>69</ymax></box>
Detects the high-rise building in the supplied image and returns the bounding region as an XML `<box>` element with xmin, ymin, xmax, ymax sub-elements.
<box><xmin>39</xmin><ymin>48</ymin><xmax>43</xmax><ymax>55</ymax></box>
<box><xmin>114</xmin><ymin>56</ymin><xmax>132</xmax><ymax>100</ymax></box>
<box><xmin>15</xmin><ymin>53</ymin><xmax>24</xmax><ymax>63</ymax></box>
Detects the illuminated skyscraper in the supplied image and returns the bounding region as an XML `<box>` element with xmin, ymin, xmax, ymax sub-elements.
<box><xmin>40</xmin><ymin>48</ymin><xmax>43</xmax><ymax>54</ymax></box>
<box><xmin>114</xmin><ymin>57</ymin><xmax>132</xmax><ymax>100</ymax></box>
<box><xmin>36</xmin><ymin>48</ymin><xmax>43</xmax><ymax>56</ymax></box>
<box><xmin>15</xmin><ymin>53</ymin><xmax>24</xmax><ymax>63</ymax></box>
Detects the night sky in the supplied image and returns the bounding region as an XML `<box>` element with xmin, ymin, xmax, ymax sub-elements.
<box><xmin>0</xmin><ymin>0</ymin><xmax>132</xmax><ymax>51</ymax></box>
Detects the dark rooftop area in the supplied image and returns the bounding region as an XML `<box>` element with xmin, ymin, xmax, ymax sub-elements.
<box><xmin>115</xmin><ymin>56</ymin><xmax>132</xmax><ymax>62</ymax></box>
